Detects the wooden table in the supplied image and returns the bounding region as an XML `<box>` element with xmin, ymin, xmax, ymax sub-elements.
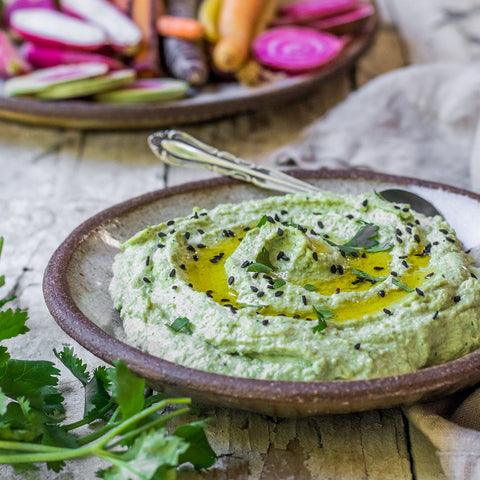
<box><xmin>3</xmin><ymin>2</ymin><xmax>479</xmax><ymax>478</ymax></box>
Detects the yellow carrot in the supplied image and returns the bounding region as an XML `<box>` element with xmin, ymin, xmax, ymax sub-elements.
<box><xmin>198</xmin><ymin>0</ymin><xmax>222</xmax><ymax>43</ymax></box>
<box><xmin>213</xmin><ymin>0</ymin><xmax>265</xmax><ymax>72</ymax></box>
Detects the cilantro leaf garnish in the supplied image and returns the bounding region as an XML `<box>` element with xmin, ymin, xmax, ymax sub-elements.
<box><xmin>350</xmin><ymin>268</ymin><xmax>386</xmax><ymax>284</ymax></box>
<box><xmin>247</xmin><ymin>263</ymin><xmax>272</xmax><ymax>274</ymax></box>
<box><xmin>166</xmin><ymin>317</ymin><xmax>193</xmax><ymax>335</ymax></box>
<box><xmin>0</xmin><ymin>238</ymin><xmax>215</xmax><ymax>477</ymax></box>
<box><xmin>257</xmin><ymin>247</ymin><xmax>273</xmax><ymax>269</ymax></box>
<box><xmin>272</xmin><ymin>278</ymin><xmax>286</xmax><ymax>288</ymax></box>
<box><xmin>326</xmin><ymin>225</ymin><xmax>392</xmax><ymax>253</ymax></box>
<box><xmin>303</xmin><ymin>284</ymin><xmax>317</xmax><ymax>291</ymax></box>
<box><xmin>391</xmin><ymin>278</ymin><xmax>414</xmax><ymax>292</ymax></box>
<box><xmin>256</xmin><ymin>215</ymin><xmax>268</xmax><ymax>228</ymax></box>
<box><xmin>312</xmin><ymin>306</ymin><xmax>334</xmax><ymax>333</ymax></box>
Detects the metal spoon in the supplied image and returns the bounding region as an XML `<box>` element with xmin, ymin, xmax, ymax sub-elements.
<box><xmin>148</xmin><ymin>130</ymin><xmax>443</xmax><ymax>218</ymax></box>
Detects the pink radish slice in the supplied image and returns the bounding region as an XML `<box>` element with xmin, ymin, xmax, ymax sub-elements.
<box><xmin>21</xmin><ymin>43</ymin><xmax>125</xmax><ymax>70</ymax></box>
<box><xmin>3</xmin><ymin>0</ymin><xmax>55</xmax><ymax>26</ymax></box>
<box><xmin>309</xmin><ymin>4</ymin><xmax>374</xmax><ymax>31</ymax></box>
<box><xmin>5</xmin><ymin>62</ymin><xmax>108</xmax><ymax>96</ymax></box>
<box><xmin>280</xmin><ymin>0</ymin><xmax>358</xmax><ymax>22</ymax></box>
<box><xmin>0</xmin><ymin>31</ymin><xmax>32</xmax><ymax>78</ymax></box>
<box><xmin>253</xmin><ymin>27</ymin><xmax>346</xmax><ymax>73</ymax></box>
<box><xmin>60</xmin><ymin>0</ymin><xmax>142</xmax><ymax>55</ymax></box>
<box><xmin>10</xmin><ymin>9</ymin><xmax>107</xmax><ymax>50</ymax></box>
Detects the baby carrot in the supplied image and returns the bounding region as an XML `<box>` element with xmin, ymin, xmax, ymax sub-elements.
<box><xmin>157</xmin><ymin>15</ymin><xmax>204</xmax><ymax>41</ymax></box>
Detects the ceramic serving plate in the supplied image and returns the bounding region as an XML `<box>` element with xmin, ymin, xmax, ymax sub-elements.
<box><xmin>43</xmin><ymin>170</ymin><xmax>480</xmax><ymax>417</ymax></box>
<box><xmin>0</xmin><ymin>11</ymin><xmax>377</xmax><ymax>130</ymax></box>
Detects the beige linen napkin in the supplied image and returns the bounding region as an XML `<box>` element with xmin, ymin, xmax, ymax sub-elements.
<box><xmin>406</xmin><ymin>389</ymin><xmax>480</xmax><ymax>480</ymax></box>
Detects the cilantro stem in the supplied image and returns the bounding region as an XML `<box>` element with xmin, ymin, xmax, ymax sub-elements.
<box><xmin>0</xmin><ymin>444</ymin><xmax>97</xmax><ymax>464</ymax></box>
<box><xmin>63</xmin><ymin>401</ymin><xmax>115</xmax><ymax>431</ymax></box>
<box><xmin>0</xmin><ymin>441</ymin><xmax>71</xmax><ymax>453</ymax></box>
<box><xmin>76</xmin><ymin>407</ymin><xmax>121</xmax><ymax>446</ymax></box>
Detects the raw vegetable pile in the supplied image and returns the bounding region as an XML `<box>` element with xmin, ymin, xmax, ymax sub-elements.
<box><xmin>0</xmin><ymin>0</ymin><xmax>373</xmax><ymax>103</ymax></box>
<box><xmin>0</xmin><ymin>237</ymin><xmax>216</xmax><ymax>478</ymax></box>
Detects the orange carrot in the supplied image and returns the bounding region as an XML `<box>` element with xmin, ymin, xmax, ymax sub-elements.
<box><xmin>213</xmin><ymin>0</ymin><xmax>265</xmax><ymax>72</ymax></box>
<box><xmin>157</xmin><ymin>15</ymin><xmax>204</xmax><ymax>41</ymax></box>
<box><xmin>131</xmin><ymin>0</ymin><xmax>163</xmax><ymax>77</ymax></box>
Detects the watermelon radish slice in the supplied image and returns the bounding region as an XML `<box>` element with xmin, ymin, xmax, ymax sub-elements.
<box><xmin>21</xmin><ymin>43</ymin><xmax>125</xmax><ymax>71</ymax></box>
<box><xmin>94</xmin><ymin>79</ymin><xmax>188</xmax><ymax>104</ymax></box>
<box><xmin>36</xmin><ymin>69</ymin><xmax>136</xmax><ymax>99</ymax></box>
<box><xmin>60</xmin><ymin>0</ymin><xmax>142</xmax><ymax>55</ymax></box>
<box><xmin>309</xmin><ymin>4</ymin><xmax>374</xmax><ymax>33</ymax></box>
<box><xmin>0</xmin><ymin>31</ymin><xmax>32</xmax><ymax>78</ymax></box>
<box><xmin>5</xmin><ymin>62</ymin><xmax>108</xmax><ymax>96</ymax></box>
<box><xmin>253</xmin><ymin>27</ymin><xmax>346</xmax><ymax>73</ymax></box>
<box><xmin>3</xmin><ymin>0</ymin><xmax>56</xmax><ymax>27</ymax></box>
<box><xmin>10</xmin><ymin>9</ymin><xmax>107</xmax><ymax>51</ymax></box>
<box><xmin>279</xmin><ymin>0</ymin><xmax>357</xmax><ymax>22</ymax></box>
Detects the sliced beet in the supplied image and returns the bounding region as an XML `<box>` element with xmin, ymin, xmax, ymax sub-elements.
<box><xmin>94</xmin><ymin>78</ymin><xmax>188</xmax><ymax>103</ymax></box>
<box><xmin>60</xmin><ymin>0</ymin><xmax>142</xmax><ymax>55</ymax></box>
<box><xmin>21</xmin><ymin>43</ymin><xmax>125</xmax><ymax>71</ymax></box>
<box><xmin>279</xmin><ymin>0</ymin><xmax>357</xmax><ymax>22</ymax></box>
<box><xmin>5</xmin><ymin>62</ymin><xmax>108</xmax><ymax>96</ymax></box>
<box><xmin>309</xmin><ymin>4</ymin><xmax>374</xmax><ymax>34</ymax></box>
<box><xmin>36</xmin><ymin>69</ymin><xmax>135</xmax><ymax>99</ymax></box>
<box><xmin>253</xmin><ymin>27</ymin><xmax>346</xmax><ymax>73</ymax></box>
<box><xmin>10</xmin><ymin>8</ymin><xmax>107</xmax><ymax>50</ymax></box>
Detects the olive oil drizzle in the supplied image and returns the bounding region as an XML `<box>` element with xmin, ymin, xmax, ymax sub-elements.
<box><xmin>184</xmin><ymin>226</ymin><xmax>431</xmax><ymax>323</ymax></box>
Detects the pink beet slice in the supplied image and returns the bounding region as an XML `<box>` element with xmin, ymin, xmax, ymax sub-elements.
<box><xmin>279</xmin><ymin>0</ymin><xmax>357</xmax><ymax>22</ymax></box>
<box><xmin>10</xmin><ymin>9</ymin><xmax>107</xmax><ymax>50</ymax></box>
<box><xmin>94</xmin><ymin>78</ymin><xmax>188</xmax><ymax>104</ymax></box>
<box><xmin>309</xmin><ymin>4</ymin><xmax>374</xmax><ymax>33</ymax></box>
<box><xmin>0</xmin><ymin>31</ymin><xmax>32</xmax><ymax>78</ymax></box>
<box><xmin>21</xmin><ymin>43</ymin><xmax>125</xmax><ymax>71</ymax></box>
<box><xmin>5</xmin><ymin>62</ymin><xmax>108</xmax><ymax>96</ymax></box>
<box><xmin>3</xmin><ymin>0</ymin><xmax>56</xmax><ymax>26</ymax></box>
<box><xmin>60</xmin><ymin>0</ymin><xmax>142</xmax><ymax>55</ymax></box>
<box><xmin>253</xmin><ymin>27</ymin><xmax>346</xmax><ymax>73</ymax></box>
<box><xmin>36</xmin><ymin>69</ymin><xmax>135</xmax><ymax>99</ymax></box>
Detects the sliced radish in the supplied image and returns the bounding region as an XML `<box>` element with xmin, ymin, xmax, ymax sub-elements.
<box><xmin>279</xmin><ymin>0</ymin><xmax>357</xmax><ymax>22</ymax></box>
<box><xmin>60</xmin><ymin>0</ymin><xmax>142</xmax><ymax>55</ymax></box>
<box><xmin>3</xmin><ymin>0</ymin><xmax>56</xmax><ymax>26</ymax></box>
<box><xmin>10</xmin><ymin>9</ymin><xmax>107</xmax><ymax>50</ymax></box>
<box><xmin>0</xmin><ymin>31</ymin><xmax>32</xmax><ymax>78</ymax></box>
<box><xmin>5</xmin><ymin>62</ymin><xmax>108</xmax><ymax>96</ymax></box>
<box><xmin>21</xmin><ymin>43</ymin><xmax>125</xmax><ymax>71</ymax></box>
<box><xmin>309</xmin><ymin>4</ymin><xmax>374</xmax><ymax>33</ymax></box>
<box><xmin>253</xmin><ymin>27</ymin><xmax>346</xmax><ymax>73</ymax></box>
<box><xmin>36</xmin><ymin>69</ymin><xmax>135</xmax><ymax>99</ymax></box>
<box><xmin>94</xmin><ymin>79</ymin><xmax>188</xmax><ymax>103</ymax></box>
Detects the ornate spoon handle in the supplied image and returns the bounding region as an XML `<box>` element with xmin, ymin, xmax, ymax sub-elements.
<box><xmin>148</xmin><ymin>130</ymin><xmax>319</xmax><ymax>195</ymax></box>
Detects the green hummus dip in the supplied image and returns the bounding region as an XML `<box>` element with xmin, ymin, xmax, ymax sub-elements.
<box><xmin>109</xmin><ymin>191</ymin><xmax>480</xmax><ymax>381</ymax></box>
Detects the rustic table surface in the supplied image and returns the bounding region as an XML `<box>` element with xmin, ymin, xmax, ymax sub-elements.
<box><xmin>3</xmin><ymin>1</ymin><xmax>480</xmax><ymax>479</ymax></box>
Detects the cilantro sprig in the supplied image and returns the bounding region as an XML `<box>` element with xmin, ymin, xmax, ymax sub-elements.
<box><xmin>312</xmin><ymin>306</ymin><xmax>334</xmax><ymax>333</ymax></box>
<box><xmin>0</xmin><ymin>238</ymin><xmax>215</xmax><ymax>478</ymax></box>
<box><xmin>350</xmin><ymin>268</ymin><xmax>387</xmax><ymax>284</ymax></box>
<box><xmin>326</xmin><ymin>224</ymin><xmax>393</xmax><ymax>253</ymax></box>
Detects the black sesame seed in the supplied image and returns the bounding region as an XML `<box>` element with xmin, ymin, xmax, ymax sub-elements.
<box><xmin>187</xmin><ymin>245</ymin><xmax>195</xmax><ymax>252</ymax></box>
<box><xmin>193</xmin><ymin>255</ymin><xmax>198</xmax><ymax>261</ymax></box>
<box><xmin>425</xmin><ymin>272</ymin><xmax>434</xmax><ymax>278</ymax></box>
<box><xmin>323</xmin><ymin>233</ymin><xmax>330</xmax><ymax>239</ymax></box>
<box><xmin>379</xmin><ymin>290</ymin><xmax>385</xmax><ymax>297</ymax></box>
<box><xmin>253</xmin><ymin>273</ymin><xmax>259</xmax><ymax>279</ymax></box>
<box><xmin>257</xmin><ymin>291</ymin><xmax>265</xmax><ymax>298</ymax></box>
<box><xmin>398</xmin><ymin>255</ymin><xmax>407</xmax><ymax>259</ymax></box>
<box><xmin>281</xmin><ymin>210</ymin><xmax>288</xmax><ymax>215</ymax></box>
<box><xmin>446</xmin><ymin>237</ymin><xmax>455</xmax><ymax>243</ymax></box>
<box><xmin>454</xmin><ymin>296</ymin><xmax>461</xmax><ymax>303</ymax></box>
<box><xmin>352</xmin><ymin>279</ymin><xmax>362</xmax><ymax>285</ymax></box>
<box><xmin>275</xmin><ymin>213</ymin><xmax>280</xmax><ymax>221</ymax></box>
<box><xmin>243</xmin><ymin>226</ymin><xmax>251</xmax><ymax>232</ymax></box>
<box><xmin>209</xmin><ymin>259</ymin><xmax>217</xmax><ymax>264</ymax></box>
<box><xmin>354</xmin><ymin>343</ymin><xmax>361</xmax><ymax>350</ymax></box>
<box><xmin>262</xmin><ymin>319</ymin><xmax>269</xmax><ymax>326</ymax></box>
<box><xmin>267</xmin><ymin>216</ymin><xmax>275</xmax><ymax>224</ymax></box>
<box><xmin>197</xmin><ymin>244</ymin><xmax>206</xmax><ymax>248</ymax></box>
<box><xmin>391</xmin><ymin>271</ymin><xmax>398</xmax><ymax>277</ymax></box>
<box><xmin>374</xmin><ymin>266</ymin><xmax>384</xmax><ymax>271</ymax></box>
<box><xmin>275</xmin><ymin>291</ymin><xmax>284</xmax><ymax>297</ymax></box>
<box><xmin>361</xmin><ymin>253</ymin><xmax>366</xmax><ymax>258</ymax></box>
<box><xmin>293</xmin><ymin>314</ymin><xmax>300</xmax><ymax>319</ymax></box>
<box><xmin>341</xmin><ymin>250</ymin><xmax>346</xmax><ymax>258</ymax></box>
<box><xmin>221</xmin><ymin>298</ymin><xmax>229</xmax><ymax>302</ymax></box>
<box><xmin>414</xmin><ymin>234</ymin><xmax>421</xmax><ymax>243</ymax></box>
<box><xmin>222</xmin><ymin>230</ymin><xmax>229</xmax><ymax>237</ymax></box>
<box><xmin>402</xmin><ymin>260</ymin><xmax>408</xmax><ymax>268</ymax></box>
<box><xmin>317</xmin><ymin>220</ymin><xmax>324</xmax><ymax>229</ymax></box>
<box><xmin>330</xmin><ymin>265</ymin><xmax>337</xmax><ymax>274</ymax></box>
<box><xmin>396</xmin><ymin>228</ymin><xmax>402</xmax><ymax>236</ymax></box>
<box><xmin>169</xmin><ymin>229</ymin><xmax>175</xmax><ymax>234</ymax></box>
<box><xmin>396</xmin><ymin>236</ymin><xmax>403</xmax><ymax>244</ymax></box>
<box><xmin>230</xmin><ymin>307</ymin><xmax>238</xmax><ymax>314</ymax></box>
<box><xmin>188</xmin><ymin>283</ymin><xmax>193</xmax><ymax>288</ymax></box>
<box><xmin>362</xmin><ymin>199</ymin><xmax>368</xmax><ymax>207</ymax></box>
<box><xmin>312</xmin><ymin>252</ymin><xmax>318</xmax><ymax>261</ymax></box>
<box><xmin>302</xmin><ymin>295</ymin><xmax>307</xmax><ymax>305</ymax></box>
<box><xmin>383</xmin><ymin>308</ymin><xmax>392</xmax><ymax>315</ymax></box>
<box><xmin>169</xmin><ymin>269</ymin><xmax>176</xmax><ymax>278</ymax></box>
<box><xmin>184</xmin><ymin>232</ymin><xmax>190</xmax><ymax>239</ymax></box>
<box><xmin>471</xmin><ymin>273</ymin><xmax>478</xmax><ymax>279</ymax></box>
<box><xmin>143</xmin><ymin>277</ymin><xmax>151</xmax><ymax>283</ymax></box>
<box><xmin>394</xmin><ymin>205</ymin><xmax>400</xmax><ymax>210</ymax></box>
<box><xmin>241</xmin><ymin>261</ymin><xmax>251</xmax><ymax>268</ymax></box>
<box><xmin>433</xmin><ymin>311</ymin><xmax>439</xmax><ymax>319</ymax></box>
<box><xmin>283</xmin><ymin>255</ymin><xmax>290</xmax><ymax>261</ymax></box>
<box><xmin>167</xmin><ymin>220</ymin><xmax>174</xmax><ymax>226</ymax></box>
<box><xmin>145</xmin><ymin>256</ymin><xmax>150</xmax><ymax>266</ymax></box>
<box><xmin>250</xmin><ymin>286</ymin><xmax>259</xmax><ymax>292</ymax></box>
<box><xmin>158</xmin><ymin>243</ymin><xmax>165</xmax><ymax>248</ymax></box>
<box><xmin>406</xmin><ymin>227</ymin><xmax>412</xmax><ymax>234</ymax></box>
<box><xmin>440</xmin><ymin>229</ymin><xmax>448</xmax><ymax>234</ymax></box>
<box><xmin>402</xmin><ymin>207</ymin><xmax>409</xmax><ymax>212</ymax></box>
<box><xmin>228</xmin><ymin>230</ymin><xmax>235</xmax><ymax>237</ymax></box>
<box><xmin>198</xmin><ymin>229</ymin><xmax>204</xmax><ymax>234</ymax></box>
<box><xmin>415</xmin><ymin>288</ymin><xmax>424</xmax><ymax>296</ymax></box>
<box><xmin>277</xmin><ymin>228</ymin><xmax>284</xmax><ymax>236</ymax></box>
<box><xmin>179</xmin><ymin>264</ymin><xmax>186</xmax><ymax>271</ymax></box>
<box><xmin>351</xmin><ymin>251</ymin><xmax>358</xmax><ymax>258</ymax></box>
<box><xmin>337</xmin><ymin>265</ymin><xmax>344</xmax><ymax>275</ymax></box>
<box><xmin>172</xmin><ymin>285</ymin><xmax>178</xmax><ymax>290</ymax></box>
<box><xmin>415</xmin><ymin>219</ymin><xmax>420</xmax><ymax>225</ymax></box>
<box><xmin>158</xmin><ymin>232</ymin><xmax>167</xmax><ymax>237</ymax></box>
<box><xmin>206</xmin><ymin>290</ymin><xmax>213</xmax><ymax>298</ymax></box>
<box><xmin>346</xmin><ymin>214</ymin><xmax>354</xmax><ymax>219</ymax></box>
<box><xmin>200</xmin><ymin>212</ymin><xmax>208</xmax><ymax>216</ymax></box>
<box><xmin>335</xmin><ymin>288</ymin><xmax>340</xmax><ymax>294</ymax></box>
<box><xmin>228</xmin><ymin>276</ymin><xmax>235</xmax><ymax>285</ymax></box>
<box><xmin>310</xmin><ymin>229</ymin><xmax>317</xmax><ymax>236</ymax></box>
<box><xmin>277</xmin><ymin>251</ymin><xmax>285</xmax><ymax>260</ymax></box>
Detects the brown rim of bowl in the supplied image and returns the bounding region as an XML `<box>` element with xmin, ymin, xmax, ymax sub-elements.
<box><xmin>43</xmin><ymin>169</ymin><xmax>480</xmax><ymax>411</ymax></box>
<box><xmin>0</xmin><ymin>8</ymin><xmax>378</xmax><ymax>130</ymax></box>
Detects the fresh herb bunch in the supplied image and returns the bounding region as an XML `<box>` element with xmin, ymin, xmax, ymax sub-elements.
<box><xmin>0</xmin><ymin>237</ymin><xmax>215</xmax><ymax>478</ymax></box>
